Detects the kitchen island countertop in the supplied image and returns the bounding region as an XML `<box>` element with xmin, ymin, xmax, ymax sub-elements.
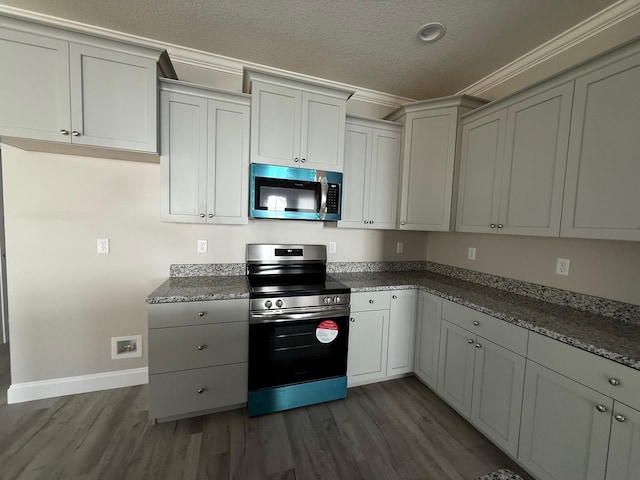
<box><xmin>147</xmin><ymin>269</ymin><xmax>640</xmax><ymax>371</ymax></box>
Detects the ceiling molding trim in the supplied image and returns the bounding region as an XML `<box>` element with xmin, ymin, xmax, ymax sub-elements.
<box><xmin>0</xmin><ymin>4</ymin><xmax>414</xmax><ymax>109</ymax></box>
<box><xmin>457</xmin><ymin>0</ymin><xmax>640</xmax><ymax>97</ymax></box>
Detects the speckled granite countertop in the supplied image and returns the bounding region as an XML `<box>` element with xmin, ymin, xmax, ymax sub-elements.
<box><xmin>147</xmin><ymin>270</ymin><xmax>640</xmax><ymax>371</ymax></box>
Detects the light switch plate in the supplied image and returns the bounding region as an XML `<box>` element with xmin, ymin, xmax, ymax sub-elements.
<box><xmin>396</xmin><ymin>242</ymin><xmax>404</xmax><ymax>254</ymax></box>
<box><xmin>468</xmin><ymin>247</ymin><xmax>476</xmax><ymax>260</ymax></box>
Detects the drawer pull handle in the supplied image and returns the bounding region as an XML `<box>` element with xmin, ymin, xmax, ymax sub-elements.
<box><xmin>198</xmin><ymin>312</ymin><xmax>205</xmax><ymax>317</ymax></box>
<box><xmin>350</xmin><ymin>318</ymin><xmax>355</xmax><ymax>322</ymax></box>
<box><xmin>197</xmin><ymin>387</ymin><xmax>205</xmax><ymax>394</ymax></box>
<box><xmin>473</xmin><ymin>321</ymin><xmax>480</xmax><ymax>326</ymax></box>
<box><xmin>608</xmin><ymin>378</ymin><xmax>621</xmax><ymax>386</ymax></box>
<box><xmin>614</xmin><ymin>414</ymin><xmax>626</xmax><ymax>422</ymax></box>
<box><xmin>197</xmin><ymin>344</ymin><xmax>207</xmax><ymax>351</ymax></box>
<box><xmin>392</xmin><ymin>295</ymin><xmax>397</xmax><ymax>299</ymax></box>
<box><xmin>369</xmin><ymin>299</ymin><xmax>374</xmax><ymax>304</ymax></box>
<box><xmin>468</xmin><ymin>339</ymin><xmax>474</xmax><ymax>344</ymax></box>
<box><xmin>596</xmin><ymin>404</ymin><xmax>607</xmax><ymax>413</ymax></box>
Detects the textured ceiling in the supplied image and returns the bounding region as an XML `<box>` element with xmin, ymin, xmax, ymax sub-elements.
<box><xmin>1</xmin><ymin>0</ymin><xmax>621</xmax><ymax>99</ymax></box>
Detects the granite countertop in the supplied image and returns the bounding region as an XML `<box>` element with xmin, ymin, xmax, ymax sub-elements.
<box><xmin>147</xmin><ymin>270</ymin><xmax>640</xmax><ymax>371</ymax></box>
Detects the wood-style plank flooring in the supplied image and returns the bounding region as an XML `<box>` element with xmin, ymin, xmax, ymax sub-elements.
<box><xmin>0</xmin><ymin>374</ymin><xmax>532</xmax><ymax>480</ymax></box>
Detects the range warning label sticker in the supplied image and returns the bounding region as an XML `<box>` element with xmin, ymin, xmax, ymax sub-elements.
<box><xmin>316</xmin><ymin>320</ymin><xmax>339</xmax><ymax>344</ymax></box>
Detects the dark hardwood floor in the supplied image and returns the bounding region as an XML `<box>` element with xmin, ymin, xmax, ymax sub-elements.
<box><xmin>0</xmin><ymin>374</ymin><xmax>532</xmax><ymax>480</ymax></box>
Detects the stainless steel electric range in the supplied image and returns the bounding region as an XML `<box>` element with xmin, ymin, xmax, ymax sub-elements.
<box><xmin>246</xmin><ymin>244</ymin><xmax>351</xmax><ymax>416</ymax></box>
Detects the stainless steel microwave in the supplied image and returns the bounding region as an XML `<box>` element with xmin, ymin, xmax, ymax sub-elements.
<box><xmin>249</xmin><ymin>164</ymin><xmax>342</xmax><ymax>221</ymax></box>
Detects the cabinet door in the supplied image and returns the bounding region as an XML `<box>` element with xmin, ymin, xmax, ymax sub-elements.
<box><xmin>369</xmin><ymin>128</ymin><xmax>401</xmax><ymax>229</ymax></box>
<box><xmin>518</xmin><ymin>361</ymin><xmax>612</xmax><ymax>480</ymax></box>
<box><xmin>206</xmin><ymin>99</ymin><xmax>250</xmax><ymax>224</ymax></box>
<box><xmin>0</xmin><ymin>28</ymin><xmax>71</xmax><ymax>142</ymax></box>
<box><xmin>470</xmin><ymin>337</ymin><xmax>525</xmax><ymax>458</ymax></box>
<box><xmin>69</xmin><ymin>43</ymin><xmax>157</xmax><ymax>152</ymax></box>
<box><xmin>398</xmin><ymin>108</ymin><xmax>459</xmax><ymax>231</ymax></box>
<box><xmin>387</xmin><ymin>290</ymin><xmax>417</xmax><ymax>375</ymax></box>
<box><xmin>347</xmin><ymin>310</ymin><xmax>389</xmax><ymax>386</ymax></box>
<box><xmin>300</xmin><ymin>91</ymin><xmax>346</xmax><ymax>171</ymax></box>
<box><xmin>437</xmin><ymin>319</ymin><xmax>475</xmax><ymax>418</ymax></box>
<box><xmin>160</xmin><ymin>91</ymin><xmax>208</xmax><ymax>223</ymax></box>
<box><xmin>561</xmin><ymin>52</ymin><xmax>640</xmax><ymax>241</ymax></box>
<box><xmin>339</xmin><ymin>123</ymin><xmax>371</xmax><ymax>227</ymax></box>
<box><xmin>606</xmin><ymin>402</ymin><xmax>640</xmax><ymax>480</ymax></box>
<box><xmin>413</xmin><ymin>291</ymin><xmax>442</xmax><ymax>389</ymax></box>
<box><xmin>250</xmin><ymin>82</ymin><xmax>301</xmax><ymax>166</ymax></box>
<box><xmin>456</xmin><ymin>110</ymin><xmax>507</xmax><ymax>234</ymax></box>
<box><xmin>499</xmin><ymin>83</ymin><xmax>573</xmax><ymax>236</ymax></box>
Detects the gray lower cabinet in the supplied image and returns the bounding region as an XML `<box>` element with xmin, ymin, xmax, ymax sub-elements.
<box><xmin>148</xmin><ymin>298</ymin><xmax>249</xmax><ymax>422</ymax></box>
<box><xmin>413</xmin><ymin>291</ymin><xmax>442</xmax><ymax>390</ymax></box>
<box><xmin>387</xmin><ymin>290</ymin><xmax>417</xmax><ymax>375</ymax></box>
<box><xmin>518</xmin><ymin>361</ymin><xmax>612</xmax><ymax>480</ymax></box>
<box><xmin>160</xmin><ymin>79</ymin><xmax>250</xmax><ymax>224</ymax></box>
<box><xmin>606</xmin><ymin>402</ymin><xmax>640</xmax><ymax>480</ymax></box>
<box><xmin>436</xmin><ymin>301</ymin><xmax>527</xmax><ymax>458</ymax></box>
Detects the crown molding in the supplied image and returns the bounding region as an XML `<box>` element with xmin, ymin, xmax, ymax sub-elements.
<box><xmin>457</xmin><ymin>0</ymin><xmax>640</xmax><ymax>97</ymax></box>
<box><xmin>0</xmin><ymin>4</ymin><xmax>414</xmax><ymax>108</ymax></box>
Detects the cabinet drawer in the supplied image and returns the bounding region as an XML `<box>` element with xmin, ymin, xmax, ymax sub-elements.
<box><xmin>149</xmin><ymin>363</ymin><xmax>248</xmax><ymax>420</ymax></box>
<box><xmin>351</xmin><ymin>291</ymin><xmax>391</xmax><ymax>312</ymax></box>
<box><xmin>528</xmin><ymin>332</ymin><xmax>640</xmax><ymax>409</ymax></box>
<box><xmin>149</xmin><ymin>322</ymin><xmax>248</xmax><ymax>374</ymax></box>
<box><xmin>442</xmin><ymin>300</ymin><xmax>528</xmax><ymax>356</ymax></box>
<box><xmin>149</xmin><ymin>298</ymin><xmax>249</xmax><ymax>328</ymax></box>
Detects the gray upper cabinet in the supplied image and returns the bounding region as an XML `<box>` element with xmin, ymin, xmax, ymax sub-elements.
<box><xmin>244</xmin><ymin>68</ymin><xmax>353</xmax><ymax>171</ymax></box>
<box><xmin>456</xmin><ymin>82</ymin><xmax>573</xmax><ymax>236</ymax></box>
<box><xmin>561</xmin><ymin>50</ymin><xmax>640</xmax><ymax>241</ymax></box>
<box><xmin>339</xmin><ymin>116</ymin><xmax>402</xmax><ymax>230</ymax></box>
<box><xmin>160</xmin><ymin>79</ymin><xmax>250</xmax><ymax>224</ymax></box>
<box><xmin>387</xmin><ymin>97</ymin><xmax>486</xmax><ymax>231</ymax></box>
<box><xmin>0</xmin><ymin>16</ymin><xmax>164</xmax><ymax>153</ymax></box>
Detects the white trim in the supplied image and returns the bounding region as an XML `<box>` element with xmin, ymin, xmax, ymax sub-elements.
<box><xmin>0</xmin><ymin>4</ymin><xmax>414</xmax><ymax>109</ymax></box>
<box><xmin>6</xmin><ymin>367</ymin><xmax>148</xmax><ymax>404</ymax></box>
<box><xmin>457</xmin><ymin>0</ymin><xmax>640</xmax><ymax>97</ymax></box>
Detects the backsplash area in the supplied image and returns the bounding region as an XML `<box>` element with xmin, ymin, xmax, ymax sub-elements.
<box><xmin>169</xmin><ymin>261</ymin><xmax>639</xmax><ymax>323</ymax></box>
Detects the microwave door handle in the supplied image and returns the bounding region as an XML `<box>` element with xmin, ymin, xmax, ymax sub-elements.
<box><xmin>319</xmin><ymin>177</ymin><xmax>328</xmax><ymax>220</ymax></box>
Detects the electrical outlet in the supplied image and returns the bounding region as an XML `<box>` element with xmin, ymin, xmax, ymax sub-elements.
<box><xmin>111</xmin><ymin>335</ymin><xmax>142</xmax><ymax>359</ymax></box>
<box><xmin>396</xmin><ymin>242</ymin><xmax>404</xmax><ymax>254</ymax></box>
<box><xmin>329</xmin><ymin>241</ymin><xmax>337</xmax><ymax>254</ymax></box>
<box><xmin>468</xmin><ymin>247</ymin><xmax>476</xmax><ymax>261</ymax></box>
<box><xmin>97</xmin><ymin>238</ymin><xmax>109</xmax><ymax>254</ymax></box>
<box><xmin>556</xmin><ymin>258</ymin><xmax>570</xmax><ymax>276</ymax></box>
<box><xmin>197</xmin><ymin>240</ymin><xmax>207</xmax><ymax>254</ymax></box>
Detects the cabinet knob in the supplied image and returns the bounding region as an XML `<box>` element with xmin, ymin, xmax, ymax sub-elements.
<box><xmin>197</xmin><ymin>387</ymin><xmax>205</xmax><ymax>394</ymax></box>
<box><xmin>350</xmin><ymin>318</ymin><xmax>355</xmax><ymax>322</ymax></box>
<box><xmin>71</xmin><ymin>130</ymin><xmax>81</xmax><ymax>136</ymax></box>
<box><xmin>596</xmin><ymin>404</ymin><xmax>607</xmax><ymax>413</ymax></box>
<box><xmin>400</xmin><ymin>221</ymin><xmax>406</xmax><ymax>225</ymax></box>
<box><xmin>301</xmin><ymin>158</ymin><xmax>306</xmax><ymax>163</ymax></box>
<box><xmin>497</xmin><ymin>224</ymin><xmax>504</xmax><ymax>229</ymax></box>
<box><xmin>475</xmin><ymin>343</ymin><xmax>482</xmax><ymax>349</ymax></box>
<box><xmin>293</xmin><ymin>158</ymin><xmax>299</xmax><ymax>163</ymax></box>
<box><xmin>364</xmin><ymin>220</ymin><xmax>369</xmax><ymax>224</ymax></box>
<box><xmin>468</xmin><ymin>339</ymin><xmax>474</xmax><ymax>344</ymax></box>
<box><xmin>198</xmin><ymin>312</ymin><xmax>205</xmax><ymax>317</ymax></box>
<box><xmin>60</xmin><ymin>129</ymin><xmax>69</xmax><ymax>135</ymax></box>
<box><xmin>370</xmin><ymin>220</ymin><xmax>374</xmax><ymax>224</ymax></box>
<box><xmin>369</xmin><ymin>299</ymin><xmax>374</xmax><ymax>304</ymax></box>
<box><xmin>608</xmin><ymin>378</ymin><xmax>621</xmax><ymax>386</ymax></box>
<box><xmin>200</xmin><ymin>213</ymin><xmax>205</xmax><ymax>218</ymax></box>
<box><xmin>473</xmin><ymin>321</ymin><xmax>480</xmax><ymax>326</ymax></box>
<box><xmin>208</xmin><ymin>214</ymin><xmax>213</xmax><ymax>218</ymax></box>
<box><xmin>614</xmin><ymin>414</ymin><xmax>626</xmax><ymax>422</ymax></box>
<box><xmin>392</xmin><ymin>295</ymin><xmax>397</xmax><ymax>299</ymax></box>
<box><xmin>490</xmin><ymin>224</ymin><xmax>496</xmax><ymax>228</ymax></box>
<box><xmin>197</xmin><ymin>344</ymin><xmax>207</xmax><ymax>351</ymax></box>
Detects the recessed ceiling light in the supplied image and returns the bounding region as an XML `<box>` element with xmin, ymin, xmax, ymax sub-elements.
<box><xmin>417</xmin><ymin>22</ymin><xmax>446</xmax><ymax>43</ymax></box>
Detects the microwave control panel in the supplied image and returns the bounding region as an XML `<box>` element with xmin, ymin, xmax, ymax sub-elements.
<box><xmin>326</xmin><ymin>184</ymin><xmax>340</xmax><ymax>213</ymax></box>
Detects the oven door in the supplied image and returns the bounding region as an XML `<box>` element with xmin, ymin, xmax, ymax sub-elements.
<box><xmin>248</xmin><ymin>311</ymin><xmax>349</xmax><ymax>391</ymax></box>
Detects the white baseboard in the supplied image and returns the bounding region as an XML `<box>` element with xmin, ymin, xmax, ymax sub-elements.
<box><xmin>7</xmin><ymin>367</ymin><xmax>148</xmax><ymax>404</ymax></box>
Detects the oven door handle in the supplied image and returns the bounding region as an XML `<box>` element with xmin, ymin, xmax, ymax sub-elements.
<box><xmin>250</xmin><ymin>305</ymin><xmax>350</xmax><ymax>324</ymax></box>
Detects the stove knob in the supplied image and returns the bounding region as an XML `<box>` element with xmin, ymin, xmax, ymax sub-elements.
<box><xmin>265</xmin><ymin>300</ymin><xmax>272</xmax><ymax>309</ymax></box>
<box><xmin>323</xmin><ymin>296</ymin><xmax>331</xmax><ymax>304</ymax></box>
<box><xmin>275</xmin><ymin>299</ymin><xmax>283</xmax><ymax>308</ymax></box>
<box><xmin>333</xmin><ymin>296</ymin><xmax>340</xmax><ymax>303</ymax></box>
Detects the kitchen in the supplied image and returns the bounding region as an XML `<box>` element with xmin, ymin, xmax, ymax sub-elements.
<box><xmin>1</xmin><ymin>1</ymin><xmax>640</xmax><ymax>479</ymax></box>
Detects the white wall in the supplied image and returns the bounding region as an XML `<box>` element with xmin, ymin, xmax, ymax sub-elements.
<box><xmin>2</xmin><ymin>147</ymin><xmax>427</xmax><ymax>383</ymax></box>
